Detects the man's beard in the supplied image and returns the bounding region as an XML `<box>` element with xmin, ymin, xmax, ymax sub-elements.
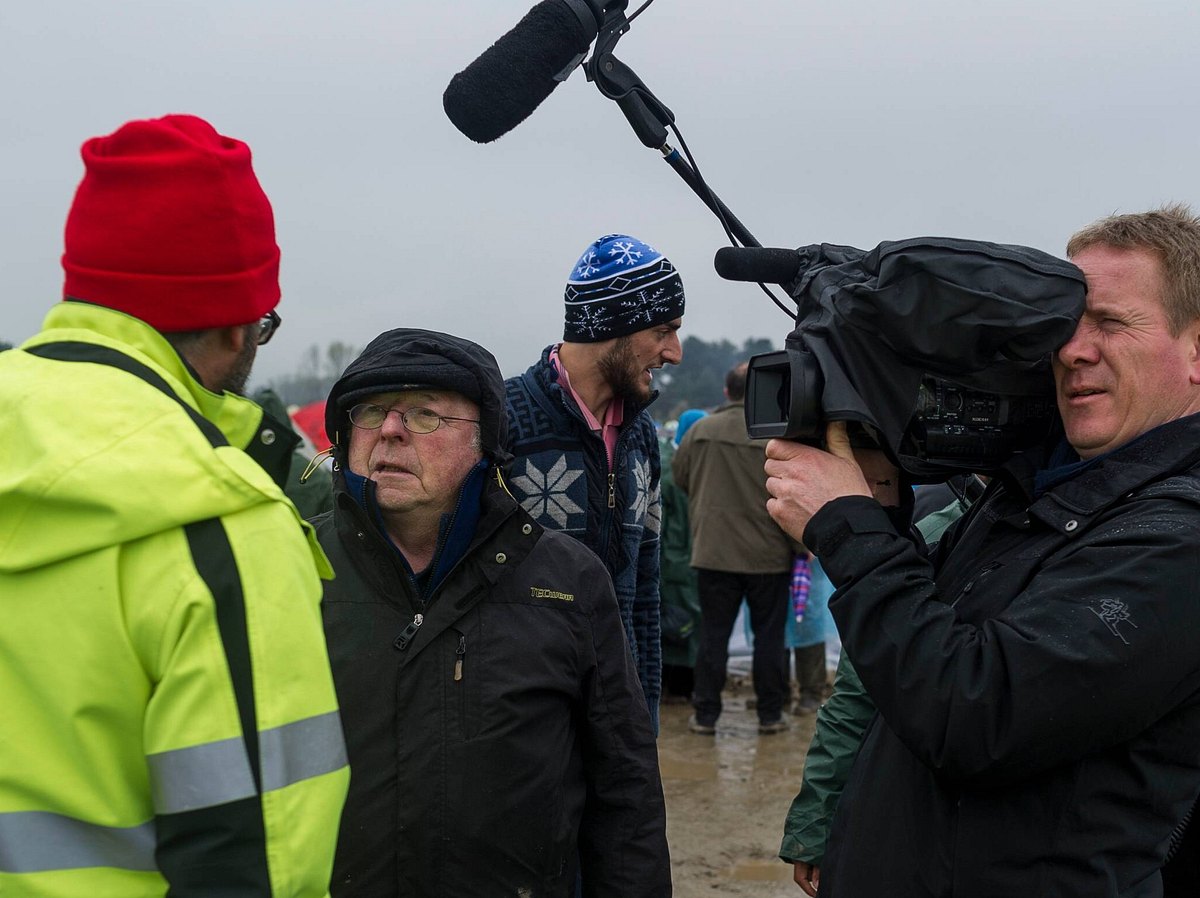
<box><xmin>217</xmin><ymin>325</ymin><xmax>259</xmax><ymax>395</ymax></box>
<box><xmin>597</xmin><ymin>336</ymin><xmax>649</xmax><ymax>403</ymax></box>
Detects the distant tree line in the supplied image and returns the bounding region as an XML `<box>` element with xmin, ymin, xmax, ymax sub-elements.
<box><xmin>259</xmin><ymin>340</ymin><xmax>360</xmax><ymax>407</ymax></box>
<box><xmin>251</xmin><ymin>335</ymin><xmax>778</xmax><ymax>416</ymax></box>
<box><xmin>655</xmin><ymin>335</ymin><xmax>778</xmax><ymax>422</ymax></box>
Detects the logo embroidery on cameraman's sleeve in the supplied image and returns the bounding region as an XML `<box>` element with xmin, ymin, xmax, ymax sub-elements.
<box><xmin>1089</xmin><ymin>598</ymin><xmax>1138</xmax><ymax>645</ymax></box>
<box><xmin>531</xmin><ymin>586</ymin><xmax>575</xmax><ymax>602</ymax></box>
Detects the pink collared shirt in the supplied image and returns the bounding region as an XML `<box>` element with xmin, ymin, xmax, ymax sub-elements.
<box><xmin>550</xmin><ymin>344</ymin><xmax>623</xmax><ymax>472</ymax></box>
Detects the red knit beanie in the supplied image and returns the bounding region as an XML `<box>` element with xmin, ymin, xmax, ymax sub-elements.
<box><xmin>62</xmin><ymin>114</ymin><xmax>280</xmax><ymax>332</ymax></box>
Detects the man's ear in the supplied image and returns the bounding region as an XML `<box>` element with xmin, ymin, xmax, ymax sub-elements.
<box><xmin>221</xmin><ymin>324</ymin><xmax>250</xmax><ymax>354</ymax></box>
<box><xmin>1188</xmin><ymin>320</ymin><xmax>1200</xmax><ymax>385</ymax></box>
<box><xmin>188</xmin><ymin>324</ymin><xmax>255</xmax><ymax>394</ymax></box>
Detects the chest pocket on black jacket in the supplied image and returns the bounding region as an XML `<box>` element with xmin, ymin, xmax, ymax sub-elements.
<box><xmin>449</xmin><ymin>624</ymin><xmax>483</xmax><ymax>741</ymax></box>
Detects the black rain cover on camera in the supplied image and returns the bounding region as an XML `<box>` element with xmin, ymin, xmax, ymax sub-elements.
<box><xmin>787</xmin><ymin>237</ymin><xmax>1086</xmax><ymax>478</ymax></box>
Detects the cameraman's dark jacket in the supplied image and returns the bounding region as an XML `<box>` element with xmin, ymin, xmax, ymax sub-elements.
<box><xmin>316</xmin><ymin>471</ymin><xmax>670</xmax><ymax>897</ymax></box>
<box><xmin>809</xmin><ymin>413</ymin><xmax>1200</xmax><ymax>897</ymax></box>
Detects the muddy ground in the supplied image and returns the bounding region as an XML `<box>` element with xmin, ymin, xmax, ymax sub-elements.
<box><xmin>659</xmin><ymin>674</ymin><xmax>818</xmax><ymax>897</ymax></box>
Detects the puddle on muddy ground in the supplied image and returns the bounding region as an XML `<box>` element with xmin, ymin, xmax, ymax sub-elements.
<box><xmin>730</xmin><ymin>861</ymin><xmax>798</xmax><ymax>882</ymax></box>
<box><xmin>658</xmin><ymin>679</ymin><xmax>821</xmax><ymax>897</ymax></box>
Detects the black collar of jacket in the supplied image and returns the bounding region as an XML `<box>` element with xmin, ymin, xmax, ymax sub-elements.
<box><xmin>1017</xmin><ymin>413</ymin><xmax>1200</xmax><ymax>536</ymax></box>
<box><xmin>400</xmin><ymin>476</ymin><xmax>544</xmax><ymax>663</ymax></box>
<box><xmin>331</xmin><ymin>472</ymin><xmax>544</xmax><ymax>662</ymax></box>
<box><xmin>246</xmin><ymin>409</ymin><xmax>301</xmax><ymax>491</ymax></box>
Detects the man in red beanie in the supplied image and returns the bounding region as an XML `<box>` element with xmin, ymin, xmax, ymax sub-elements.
<box><xmin>0</xmin><ymin>115</ymin><xmax>348</xmax><ymax>897</ymax></box>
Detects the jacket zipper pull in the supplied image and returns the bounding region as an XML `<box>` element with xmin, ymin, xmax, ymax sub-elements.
<box><xmin>607</xmin><ymin>472</ymin><xmax>616</xmax><ymax>509</ymax></box>
<box><xmin>299</xmin><ymin>447</ymin><xmax>334</xmax><ymax>483</ymax></box>
<box><xmin>393</xmin><ymin>613</ymin><xmax>424</xmax><ymax>651</ymax></box>
<box><xmin>454</xmin><ymin>635</ymin><xmax>466</xmax><ymax>682</ymax></box>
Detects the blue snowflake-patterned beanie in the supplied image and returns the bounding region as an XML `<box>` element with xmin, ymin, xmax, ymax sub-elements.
<box><xmin>563</xmin><ymin>234</ymin><xmax>685</xmax><ymax>342</ymax></box>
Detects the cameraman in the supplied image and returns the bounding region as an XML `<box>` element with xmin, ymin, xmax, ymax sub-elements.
<box><xmin>764</xmin><ymin>205</ymin><xmax>1200</xmax><ymax>896</ymax></box>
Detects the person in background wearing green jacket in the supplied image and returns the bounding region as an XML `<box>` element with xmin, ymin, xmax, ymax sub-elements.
<box><xmin>658</xmin><ymin>408</ymin><xmax>707</xmax><ymax>702</ymax></box>
<box><xmin>0</xmin><ymin>114</ymin><xmax>348</xmax><ymax>897</ymax></box>
<box><xmin>253</xmin><ymin>387</ymin><xmax>336</xmax><ymax>519</ymax></box>
<box><xmin>779</xmin><ymin>474</ymin><xmax>982</xmax><ymax>895</ymax></box>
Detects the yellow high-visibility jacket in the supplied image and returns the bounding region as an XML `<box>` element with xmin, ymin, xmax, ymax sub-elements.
<box><xmin>0</xmin><ymin>302</ymin><xmax>349</xmax><ymax>896</ymax></box>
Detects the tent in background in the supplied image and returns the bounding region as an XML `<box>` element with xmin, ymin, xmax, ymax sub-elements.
<box><xmin>291</xmin><ymin>400</ymin><xmax>331</xmax><ymax>453</ymax></box>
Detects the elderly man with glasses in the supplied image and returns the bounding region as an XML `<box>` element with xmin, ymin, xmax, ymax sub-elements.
<box><xmin>312</xmin><ymin>327</ymin><xmax>671</xmax><ymax>898</ymax></box>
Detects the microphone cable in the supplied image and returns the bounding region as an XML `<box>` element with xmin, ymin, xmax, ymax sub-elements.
<box><xmin>626</xmin><ymin>0</ymin><xmax>659</xmax><ymax>25</ymax></box>
<box><xmin>663</xmin><ymin>118</ymin><xmax>796</xmax><ymax>321</ymax></box>
<box><xmin>606</xmin><ymin>0</ymin><xmax>797</xmax><ymax>320</ymax></box>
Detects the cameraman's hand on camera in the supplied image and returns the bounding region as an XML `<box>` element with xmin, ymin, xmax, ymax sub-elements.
<box><xmin>765</xmin><ymin>421</ymin><xmax>899</xmax><ymax>542</ymax></box>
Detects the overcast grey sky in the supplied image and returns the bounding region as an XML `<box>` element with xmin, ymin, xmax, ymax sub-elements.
<box><xmin>3</xmin><ymin>1</ymin><xmax>1197</xmax><ymax>384</ymax></box>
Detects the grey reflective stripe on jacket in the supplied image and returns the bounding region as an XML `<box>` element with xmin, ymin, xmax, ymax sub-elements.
<box><xmin>259</xmin><ymin>710</ymin><xmax>347</xmax><ymax>792</ymax></box>
<box><xmin>0</xmin><ymin>811</ymin><xmax>156</xmax><ymax>873</ymax></box>
<box><xmin>149</xmin><ymin>710</ymin><xmax>347</xmax><ymax>815</ymax></box>
<box><xmin>147</xmin><ymin>735</ymin><xmax>256</xmax><ymax>814</ymax></box>
<box><xmin>0</xmin><ymin>711</ymin><xmax>346</xmax><ymax>874</ymax></box>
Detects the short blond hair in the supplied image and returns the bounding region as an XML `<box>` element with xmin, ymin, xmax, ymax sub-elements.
<box><xmin>1067</xmin><ymin>203</ymin><xmax>1200</xmax><ymax>335</ymax></box>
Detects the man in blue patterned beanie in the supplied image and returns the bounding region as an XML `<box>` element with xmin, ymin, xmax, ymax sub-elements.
<box><xmin>504</xmin><ymin>233</ymin><xmax>685</xmax><ymax>733</ymax></box>
<box><xmin>563</xmin><ymin>234</ymin><xmax>686</xmax><ymax>344</ymax></box>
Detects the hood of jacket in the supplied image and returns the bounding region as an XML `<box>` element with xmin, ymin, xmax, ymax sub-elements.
<box><xmin>325</xmin><ymin>327</ymin><xmax>511</xmax><ymax>468</ymax></box>
<box><xmin>0</xmin><ymin>301</ymin><xmax>314</xmax><ymax>573</ymax></box>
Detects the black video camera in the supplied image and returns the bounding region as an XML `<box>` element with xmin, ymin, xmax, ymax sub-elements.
<box><xmin>720</xmin><ymin>237</ymin><xmax>1087</xmax><ymax>481</ymax></box>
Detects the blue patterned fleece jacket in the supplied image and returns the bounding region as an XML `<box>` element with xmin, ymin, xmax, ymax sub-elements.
<box><xmin>505</xmin><ymin>346</ymin><xmax>663</xmax><ymax>729</ymax></box>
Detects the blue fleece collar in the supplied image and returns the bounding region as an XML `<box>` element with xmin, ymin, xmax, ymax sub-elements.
<box><xmin>1033</xmin><ymin>420</ymin><xmax>1177</xmax><ymax>498</ymax></box>
<box><xmin>343</xmin><ymin>460</ymin><xmax>489</xmax><ymax>602</ymax></box>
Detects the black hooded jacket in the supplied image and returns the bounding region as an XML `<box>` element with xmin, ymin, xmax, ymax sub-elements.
<box><xmin>316</xmin><ymin>328</ymin><xmax>671</xmax><ymax>897</ymax></box>
<box><xmin>808</xmin><ymin>413</ymin><xmax>1200</xmax><ymax>897</ymax></box>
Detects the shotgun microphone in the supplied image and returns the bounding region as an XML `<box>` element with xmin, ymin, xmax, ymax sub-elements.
<box><xmin>443</xmin><ymin>0</ymin><xmax>603</xmax><ymax>144</ymax></box>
